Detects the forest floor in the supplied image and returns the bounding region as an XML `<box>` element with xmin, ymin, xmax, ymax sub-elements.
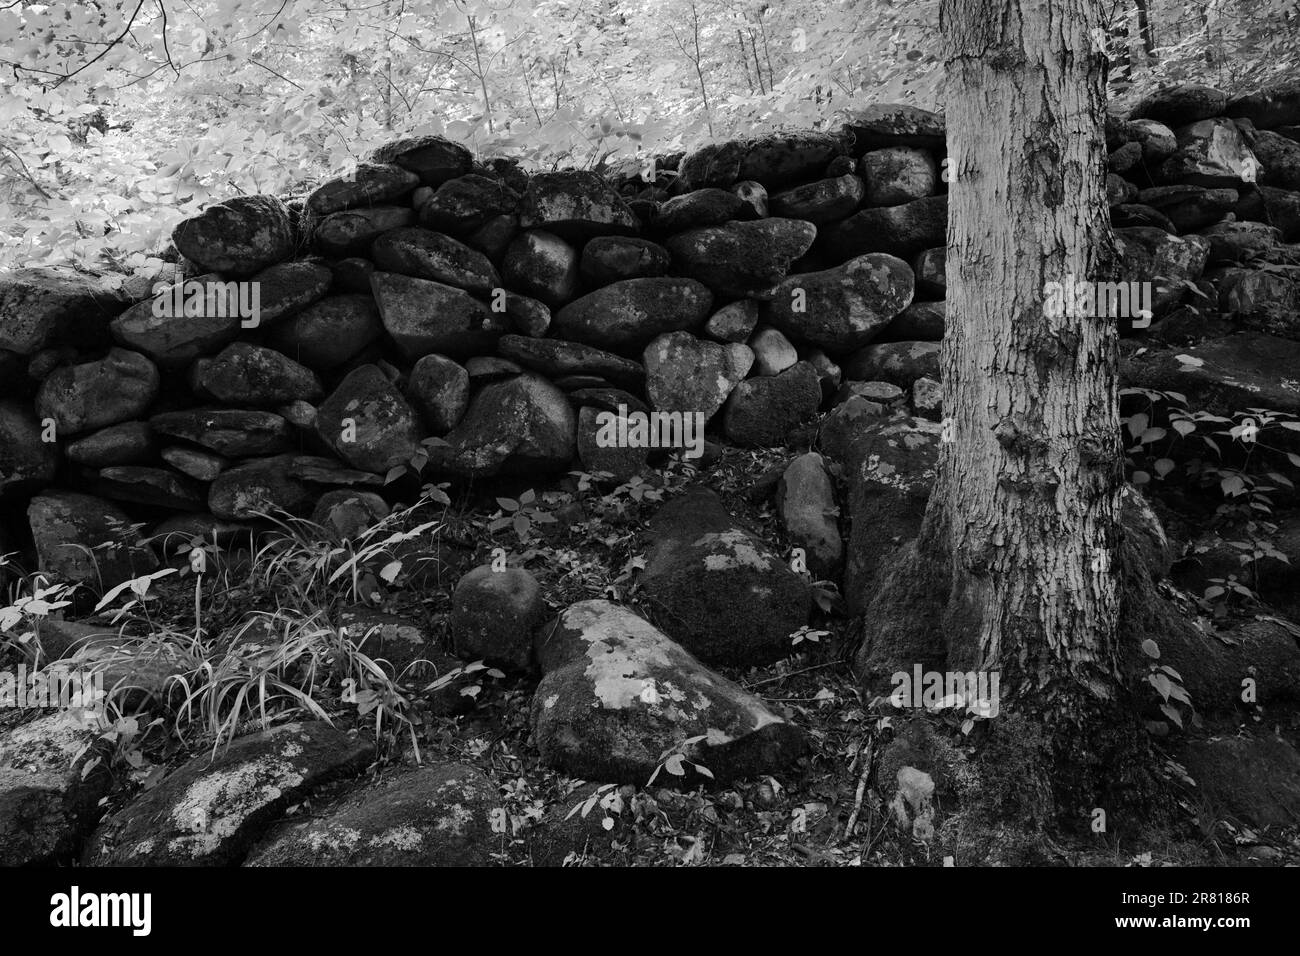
<box><xmin>11</xmin><ymin>442</ymin><xmax>1295</xmax><ymax>868</ymax></box>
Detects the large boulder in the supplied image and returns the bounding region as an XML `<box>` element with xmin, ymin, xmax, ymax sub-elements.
<box><xmin>1114</xmin><ymin>227</ymin><xmax>1210</xmax><ymax>315</ymax></box>
<box><xmin>519</xmin><ymin>171</ymin><xmax>639</xmax><ymax>239</ymax></box>
<box><xmin>678</xmin><ymin>132</ymin><xmax>847</xmax><ymax>190</ymax></box>
<box><xmin>82</xmin><ymin>722</ymin><xmax>374</xmax><ymax>866</ymax></box>
<box><xmin>0</xmin><ymin>401</ymin><xmax>59</xmax><ymax>497</ymax></box>
<box><xmin>643</xmin><ymin>331</ymin><xmax>752</xmax><ymax>419</ymax></box>
<box><xmin>531</xmin><ymin>599</ymin><xmax>808</xmax><ymax>783</ymax></box>
<box><xmin>433</xmin><ymin>373</ymin><xmax>576</xmax><ymax>477</ymax></box>
<box><xmin>369</xmin><ymin>135</ymin><xmax>473</xmax><ymax>186</ymax></box>
<box><xmin>638</xmin><ymin>488</ymin><xmax>811</xmax><ymax>666</ymax></box>
<box><xmin>193</xmin><ymin>343</ymin><xmax>322</xmax><ymax>407</ymax></box>
<box><xmin>245</xmin><ymin>764</ymin><xmax>498</xmax><ymax>866</ymax></box>
<box><xmin>0</xmin><ymin>269</ymin><xmax>126</xmax><ymax>355</ymax></box>
<box><xmin>765</xmin><ymin>253</ymin><xmax>915</xmax><ymax>354</ymax></box>
<box><xmin>371</xmin><ymin>226</ymin><xmax>501</xmax><ymax>295</ymax></box>
<box><xmin>420</xmin><ymin>173</ymin><xmax>520</xmax><ymax>234</ymax></box>
<box><xmin>827</xmin><ymin>194</ymin><xmax>947</xmax><ymax>262</ymax></box>
<box><xmin>95</xmin><ymin>466</ymin><xmax>204</xmax><ymax>512</ymax></box>
<box><xmin>316</xmin><ymin>365</ymin><xmax>423</xmax><ymax>474</ymax></box>
<box><xmin>722</xmin><ymin>361</ymin><xmax>823</xmax><ymax>446</ymax></box>
<box><xmin>408</xmin><ymin>353</ymin><xmax>470</xmax><ymax>434</ymax></box>
<box><xmin>1227</xmin><ymin>82</ymin><xmax>1300</xmax><ymax>130</ymax></box>
<box><xmin>0</xmin><ymin>713</ymin><xmax>113</xmax><ymax>866</ymax></box>
<box><xmin>65</xmin><ymin>421</ymin><xmax>155</xmax><ymax>468</ymax></box>
<box><xmin>172</xmin><ymin>195</ymin><xmax>295</xmax><ymax>276</ymax></box>
<box><xmin>451</xmin><ymin>565</ymin><xmax>546</xmax><ymax>672</ymax></box>
<box><xmin>655</xmin><ymin>188</ymin><xmax>749</xmax><ymax>232</ymax></box>
<box><xmin>109</xmin><ymin>273</ymin><xmax>249</xmax><ymax>368</ymax></box>
<box><xmin>371</xmin><ymin>271</ymin><xmax>499</xmax><ymax>360</ymax></box>
<box><xmin>1135</xmin><ymin>185</ymin><xmax>1238</xmax><ymax>233</ymax></box>
<box><xmin>554</xmin><ymin>277</ymin><xmax>714</xmax><ymax>353</ymax></box>
<box><xmin>1248</xmin><ymin>129</ymin><xmax>1300</xmax><ymax>191</ymax></box>
<box><xmin>666</xmin><ymin>219</ymin><xmax>817</xmax><ymax>298</ymax></box>
<box><xmin>28</xmin><ymin>491</ymin><xmax>158</xmax><ymax>588</ymax></box>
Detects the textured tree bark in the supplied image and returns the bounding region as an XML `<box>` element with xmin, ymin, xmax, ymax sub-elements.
<box><xmin>857</xmin><ymin>0</ymin><xmax>1155</xmax><ymax>820</ymax></box>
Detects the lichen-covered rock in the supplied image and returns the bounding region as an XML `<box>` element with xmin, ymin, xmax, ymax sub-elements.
<box><xmin>208</xmin><ymin>455</ymin><xmax>315</xmax><ymax>520</ymax></box>
<box><xmin>1228</xmin><ymin>82</ymin><xmax>1300</xmax><ymax>130</ymax></box>
<box><xmin>28</xmin><ymin>491</ymin><xmax>158</xmax><ymax>588</ymax></box>
<box><xmin>501</xmin><ymin>230</ymin><xmax>580</xmax><ymax>306</ymax></box>
<box><xmin>161</xmin><ymin>446</ymin><xmax>226</xmax><ymax>482</ymax></box>
<box><xmin>371</xmin><ymin>226</ymin><xmax>501</xmax><ymax>295</ymax></box>
<box><xmin>666</xmin><ymin>219</ymin><xmax>816</xmax><ymax>297</ymax></box>
<box><xmin>0</xmin><ymin>269</ymin><xmax>126</xmax><ymax>355</ymax></box>
<box><xmin>765</xmin><ymin>253</ymin><xmax>915</xmax><ymax>354</ymax></box>
<box><xmin>519</xmin><ymin>171</ymin><xmax>639</xmax><ymax>239</ymax></box>
<box><xmin>173</xmin><ymin>195</ymin><xmax>295</xmax><ymax>276</ymax></box>
<box><xmin>193</xmin><ymin>343</ymin><xmax>322</xmax><ymax>407</ymax></box>
<box><xmin>371</xmin><ymin>271</ymin><xmax>500</xmax><ymax>360</ymax></box>
<box><xmin>305</xmin><ymin>163</ymin><xmax>419</xmax><ymax>217</ymax></box>
<box><xmin>369</xmin><ymin>135</ymin><xmax>474</xmax><ymax>187</ymax></box>
<box><xmin>643</xmin><ymin>331</ymin><xmax>752</xmax><ymax>419</ymax></box>
<box><xmin>776</xmin><ymin>452</ymin><xmax>842</xmax><ymax>579</ymax></box>
<box><xmin>150</xmin><ymin>408</ymin><xmax>294</xmax><ymax>457</ymax></box>
<box><xmin>531</xmin><ymin>599</ymin><xmax>807</xmax><ymax>783</ymax></box>
<box><xmin>827</xmin><ymin>194</ymin><xmax>947</xmax><ymax>261</ymax></box>
<box><xmin>82</xmin><ymin>722</ymin><xmax>374</xmax><ymax>866</ymax></box>
<box><xmin>1249</xmin><ymin>129</ymin><xmax>1300</xmax><ymax>191</ymax></box>
<box><xmin>579</xmin><ymin>236</ymin><xmax>671</xmax><ymax>286</ymax></box>
<box><xmin>269</xmin><ymin>293</ymin><xmax>383</xmax><ymax>370</ymax></box>
<box><xmin>316</xmin><ymin>365</ymin><xmax>423</xmax><ymax>474</ymax></box>
<box><xmin>722</xmin><ymin>361</ymin><xmax>823</xmax><ymax>447</ymax></box>
<box><xmin>1200</xmin><ymin>220</ymin><xmax>1282</xmax><ymax>264</ymax></box>
<box><xmin>245</xmin><ymin>764</ymin><xmax>498</xmax><ymax>867</ymax></box>
<box><xmin>843</xmin><ymin>340</ymin><xmax>941</xmax><ymax>388</ymax></box>
<box><xmin>860</xmin><ymin>148</ymin><xmax>937</xmax><ymax>206</ymax></box>
<box><xmin>451</xmin><ymin>565</ymin><xmax>545</xmax><ymax>671</ymax></box>
<box><xmin>315</xmin><ymin>206</ymin><xmax>416</xmax><ymax>258</ymax></box>
<box><xmin>249</xmin><ymin>260</ymin><xmax>334</xmax><ymax>325</ymax></box>
<box><xmin>0</xmin><ymin>713</ymin><xmax>113</xmax><ymax>866</ymax></box>
<box><xmin>678</xmin><ymin>133</ymin><xmax>846</xmax><ymax>191</ymax></box>
<box><xmin>554</xmin><ymin>277</ymin><xmax>714</xmax><ymax>354</ymax></box>
<box><xmin>1114</xmin><ymin>227</ymin><xmax>1210</xmax><ymax>314</ymax></box>
<box><xmin>498</xmin><ymin>335</ymin><xmax>645</xmax><ymax>391</ymax></box>
<box><xmin>913</xmin><ymin>247</ymin><xmax>946</xmax><ymax>298</ymax></box>
<box><xmin>638</xmin><ymin>488</ymin><xmax>811</xmax><ymax>666</ymax></box>
<box><xmin>433</xmin><ymin>373</ymin><xmax>576</xmax><ymax>477</ymax></box>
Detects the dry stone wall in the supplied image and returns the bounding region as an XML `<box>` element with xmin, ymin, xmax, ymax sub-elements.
<box><xmin>3</xmin><ymin>81</ymin><xmax>1300</xmax><ymax>596</ymax></box>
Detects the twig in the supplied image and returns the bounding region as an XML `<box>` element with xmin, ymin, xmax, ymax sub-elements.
<box><xmin>53</xmin><ymin>0</ymin><xmax>149</xmax><ymax>88</ymax></box>
<box><xmin>743</xmin><ymin>659</ymin><xmax>841</xmax><ymax>689</ymax></box>
<box><xmin>843</xmin><ymin>737</ymin><xmax>875</xmax><ymax>840</ymax></box>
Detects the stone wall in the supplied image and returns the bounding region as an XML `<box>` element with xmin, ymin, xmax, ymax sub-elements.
<box><xmin>2</xmin><ymin>80</ymin><xmax>1300</xmax><ymax>594</ymax></box>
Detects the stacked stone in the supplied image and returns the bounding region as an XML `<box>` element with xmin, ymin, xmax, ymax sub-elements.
<box><xmin>2</xmin><ymin>82</ymin><xmax>1300</xmax><ymax>595</ymax></box>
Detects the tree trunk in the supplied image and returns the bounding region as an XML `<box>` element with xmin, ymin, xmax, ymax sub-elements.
<box><xmin>857</xmin><ymin>0</ymin><xmax>1155</xmax><ymax>822</ymax></box>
